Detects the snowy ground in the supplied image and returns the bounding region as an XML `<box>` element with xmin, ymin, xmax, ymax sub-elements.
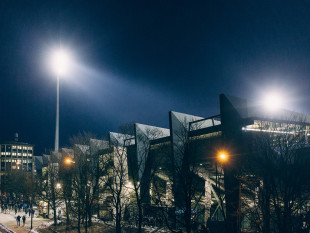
<box><xmin>0</xmin><ymin>211</ymin><xmax>167</xmax><ymax>233</ymax></box>
<box><xmin>0</xmin><ymin>210</ymin><xmax>51</xmax><ymax>233</ymax></box>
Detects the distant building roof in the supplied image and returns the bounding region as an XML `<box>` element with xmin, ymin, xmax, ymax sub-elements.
<box><xmin>0</xmin><ymin>141</ymin><xmax>34</xmax><ymax>146</ymax></box>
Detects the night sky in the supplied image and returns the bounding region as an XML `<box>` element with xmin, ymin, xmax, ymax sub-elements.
<box><xmin>1</xmin><ymin>0</ymin><xmax>310</xmax><ymax>154</ymax></box>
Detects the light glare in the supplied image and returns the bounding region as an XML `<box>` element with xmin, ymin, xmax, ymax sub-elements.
<box><xmin>52</xmin><ymin>50</ymin><xmax>70</xmax><ymax>76</ymax></box>
<box><xmin>263</xmin><ymin>93</ymin><xmax>283</xmax><ymax>111</ymax></box>
<box><xmin>218</xmin><ymin>151</ymin><xmax>228</xmax><ymax>162</ymax></box>
<box><xmin>65</xmin><ymin>158</ymin><xmax>75</xmax><ymax>164</ymax></box>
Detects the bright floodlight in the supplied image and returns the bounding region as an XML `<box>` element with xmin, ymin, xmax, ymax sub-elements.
<box><xmin>51</xmin><ymin>49</ymin><xmax>70</xmax><ymax>76</ymax></box>
<box><xmin>263</xmin><ymin>93</ymin><xmax>283</xmax><ymax>111</ymax></box>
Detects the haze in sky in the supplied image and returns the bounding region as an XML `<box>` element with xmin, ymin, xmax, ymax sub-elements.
<box><xmin>1</xmin><ymin>0</ymin><xmax>310</xmax><ymax>154</ymax></box>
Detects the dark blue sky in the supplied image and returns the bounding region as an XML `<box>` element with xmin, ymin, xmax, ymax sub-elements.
<box><xmin>1</xmin><ymin>0</ymin><xmax>310</xmax><ymax>154</ymax></box>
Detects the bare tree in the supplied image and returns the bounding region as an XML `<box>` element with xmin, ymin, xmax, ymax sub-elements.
<box><xmin>100</xmin><ymin>132</ymin><xmax>132</xmax><ymax>233</ymax></box>
<box><xmin>151</xmin><ymin>118</ymin><xmax>208</xmax><ymax>233</ymax></box>
<box><xmin>125</xmin><ymin>123</ymin><xmax>168</xmax><ymax>233</ymax></box>
<box><xmin>36</xmin><ymin>160</ymin><xmax>62</xmax><ymax>226</ymax></box>
<box><xmin>69</xmin><ymin>131</ymin><xmax>103</xmax><ymax>233</ymax></box>
<box><xmin>59</xmin><ymin>155</ymin><xmax>74</xmax><ymax>225</ymax></box>
<box><xmin>2</xmin><ymin>170</ymin><xmax>36</xmax><ymax>202</ymax></box>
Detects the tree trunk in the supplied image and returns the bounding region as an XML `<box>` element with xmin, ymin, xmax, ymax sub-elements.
<box><xmin>262</xmin><ymin>189</ymin><xmax>270</xmax><ymax>233</ymax></box>
<box><xmin>52</xmin><ymin>184</ymin><xmax>57</xmax><ymax>226</ymax></box>
<box><xmin>115</xmin><ymin>197</ymin><xmax>122</xmax><ymax>233</ymax></box>
<box><xmin>185</xmin><ymin>200</ymin><xmax>191</xmax><ymax>233</ymax></box>
<box><xmin>85</xmin><ymin>208</ymin><xmax>88</xmax><ymax>233</ymax></box>
<box><xmin>78</xmin><ymin>199</ymin><xmax>81</xmax><ymax>233</ymax></box>
<box><xmin>85</xmin><ymin>189</ymin><xmax>89</xmax><ymax>233</ymax></box>
<box><xmin>138</xmin><ymin>202</ymin><xmax>142</xmax><ymax>233</ymax></box>
<box><xmin>53</xmin><ymin>202</ymin><xmax>57</xmax><ymax>226</ymax></box>
<box><xmin>88</xmin><ymin>201</ymin><xmax>92</xmax><ymax>227</ymax></box>
<box><xmin>48</xmin><ymin>202</ymin><xmax>50</xmax><ymax>219</ymax></box>
<box><xmin>115</xmin><ymin>209</ymin><xmax>122</xmax><ymax>233</ymax></box>
<box><xmin>88</xmin><ymin>209</ymin><xmax>92</xmax><ymax>227</ymax></box>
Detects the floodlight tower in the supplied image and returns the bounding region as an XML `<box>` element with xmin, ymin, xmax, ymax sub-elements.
<box><xmin>51</xmin><ymin>49</ymin><xmax>70</xmax><ymax>152</ymax></box>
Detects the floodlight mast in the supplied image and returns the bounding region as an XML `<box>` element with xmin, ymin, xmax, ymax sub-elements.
<box><xmin>55</xmin><ymin>73</ymin><xmax>59</xmax><ymax>152</ymax></box>
<box><xmin>52</xmin><ymin>49</ymin><xmax>70</xmax><ymax>152</ymax></box>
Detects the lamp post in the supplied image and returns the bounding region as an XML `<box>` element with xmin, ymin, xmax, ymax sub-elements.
<box><xmin>55</xmin><ymin>73</ymin><xmax>59</xmax><ymax>152</ymax></box>
<box><xmin>51</xmin><ymin>50</ymin><xmax>70</xmax><ymax>152</ymax></box>
<box><xmin>217</xmin><ymin>151</ymin><xmax>242</xmax><ymax>233</ymax></box>
<box><xmin>63</xmin><ymin>157</ymin><xmax>75</xmax><ymax>229</ymax></box>
<box><xmin>216</xmin><ymin>151</ymin><xmax>228</xmax><ymax>189</ymax></box>
<box><xmin>214</xmin><ymin>150</ymin><xmax>229</xmax><ymax>222</ymax></box>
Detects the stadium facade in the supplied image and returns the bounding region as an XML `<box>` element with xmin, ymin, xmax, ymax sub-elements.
<box><xmin>40</xmin><ymin>94</ymin><xmax>310</xmax><ymax>232</ymax></box>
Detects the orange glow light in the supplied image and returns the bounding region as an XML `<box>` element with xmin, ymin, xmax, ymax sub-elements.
<box><xmin>218</xmin><ymin>152</ymin><xmax>228</xmax><ymax>162</ymax></box>
<box><xmin>65</xmin><ymin>158</ymin><xmax>73</xmax><ymax>164</ymax></box>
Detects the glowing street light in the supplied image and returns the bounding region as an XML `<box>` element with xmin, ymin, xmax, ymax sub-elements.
<box><xmin>51</xmin><ymin>49</ymin><xmax>71</xmax><ymax>152</ymax></box>
<box><xmin>215</xmin><ymin>150</ymin><xmax>229</xmax><ymax>190</ymax></box>
<box><xmin>56</xmin><ymin>183</ymin><xmax>61</xmax><ymax>189</ymax></box>
<box><xmin>65</xmin><ymin>157</ymin><xmax>75</xmax><ymax>164</ymax></box>
<box><xmin>218</xmin><ymin>151</ymin><xmax>228</xmax><ymax>163</ymax></box>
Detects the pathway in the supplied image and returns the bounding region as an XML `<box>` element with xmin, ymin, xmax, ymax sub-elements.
<box><xmin>0</xmin><ymin>210</ymin><xmax>51</xmax><ymax>233</ymax></box>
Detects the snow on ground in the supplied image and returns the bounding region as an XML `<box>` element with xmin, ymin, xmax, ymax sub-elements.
<box><xmin>0</xmin><ymin>210</ymin><xmax>51</xmax><ymax>233</ymax></box>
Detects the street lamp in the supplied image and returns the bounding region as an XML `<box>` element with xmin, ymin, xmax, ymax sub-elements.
<box><xmin>218</xmin><ymin>151</ymin><xmax>228</xmax><ymax>163</ymax></box>
<box><xmin>215</xmin><ymin>151</ymin><xmax>229</xmax><ymax>190</ymax></box>
<box><xmin>51</xmin><ymin>49</ymin><xmax>71</xmax><ymax>152</ymax></box>
<box><xmin>65</xmin><ymin>157</ymin><xmax>75</xmax><ymax>164</ymax></box>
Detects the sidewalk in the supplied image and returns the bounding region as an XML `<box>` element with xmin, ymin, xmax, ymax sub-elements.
<box><xmin>0</xmin><ymin>210</ymin><xmax>51</xmax><ymax>233</ymax></box>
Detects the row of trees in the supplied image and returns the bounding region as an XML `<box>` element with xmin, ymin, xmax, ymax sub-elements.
<box><xmin>35</xmin><ymin>132</ymin><xmax>101</xmax><ymax>233</ymax></box>
<box><xmin>241</xmin><ymin>121</ymin><xmax>310</xmax><ymax>233</ymax></box>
